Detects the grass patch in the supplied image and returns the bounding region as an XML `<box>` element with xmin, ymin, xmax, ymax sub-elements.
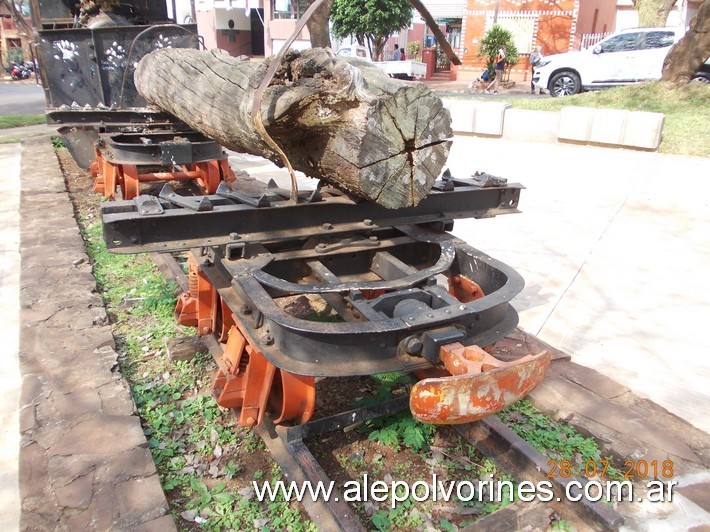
<box><xmin>0</xmin><ymin>113</ymin><xmax>45</xmax><ymax>129</ymax></box>
<box><xmin>499</xmin><ymin>399</ymin><xmax>622</xmax><ymax>479</ymax></box>
<box><xmin>78</xmin><ymin>217</ymin><xmax>316</xmax><ymax>531</ymax></box>
<box><xmin>500</xmin><ymin>82</ymin><xmax>710</xmax><ymax>157</ymax></box>
<box><xmin>0</xmin><ymin>135</ymin><xmax>22</xmax><ymax>144</ymax></box>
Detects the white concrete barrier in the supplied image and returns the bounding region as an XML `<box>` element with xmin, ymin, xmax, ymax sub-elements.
<box><xmin>443</xmin><ymin>98</ymin><xmax>665</xmax><ymax>151</ymax></box>
<box><xmin>557</xmin><ymin>106</ymin><xmax>665</xmax><ymax>149</ymax></box>
<box><xmin>442</xmin><ymin>99</ymin><xmax>509</xmax><ymax>136</ymax></box>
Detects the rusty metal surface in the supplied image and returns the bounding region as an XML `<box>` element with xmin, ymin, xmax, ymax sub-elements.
<box><xmin>410</xmin><ymin>346</ymin><xmax>551</xmax><ymax>424</ymax></box>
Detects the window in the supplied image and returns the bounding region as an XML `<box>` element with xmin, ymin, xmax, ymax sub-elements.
<box><xmin>599</xmin><ymin>33</ymin><xmax>639</xmax><ymax>53</ymax></box>
<box><xmin>641</xmin><ymin>31</ymin><xmax>675</xmax><ymax>50</ymax></box>
<box><xmin>272</xmin><ymin>0</ymin><xmax>309</xmax><ymax>20</ymax></box>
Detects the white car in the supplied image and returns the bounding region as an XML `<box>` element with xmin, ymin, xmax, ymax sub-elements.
<box><xmin>533</xmin><ymin>27</ymin><xmax>683</xmax><ymax>97</ymax></box>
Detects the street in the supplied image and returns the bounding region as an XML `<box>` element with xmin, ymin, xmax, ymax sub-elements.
<box><xmin>0</xmin><ymin>81</ymin><xmax>45</xmax><ymax>115</ymax></box>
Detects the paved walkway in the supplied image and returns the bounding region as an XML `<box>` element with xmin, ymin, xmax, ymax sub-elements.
<box><xmin>447</xmin><ymin>137</ymin><xmax>710</xmax><ymax>435</ymax></box>
<box><xmin>14</xmin><ymin>136</ymin><xmax>174</xmax><ymax>530</ymax></box>
<box><xmin>0</xmin><ymin>143</ymin><xmax>22</xmax><ymax>531</ymax></box>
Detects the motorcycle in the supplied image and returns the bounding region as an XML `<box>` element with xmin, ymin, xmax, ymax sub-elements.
<box><xmin>10</xmin><ymin>62</ymin><xmax>32</xmax><ymax>80</ymax></box>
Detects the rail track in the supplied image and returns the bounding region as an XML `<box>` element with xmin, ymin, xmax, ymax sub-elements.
<box><xmin>153</xmin><ymin>252</ymin><xmax>625</xmax><ymax>531</ymax></box>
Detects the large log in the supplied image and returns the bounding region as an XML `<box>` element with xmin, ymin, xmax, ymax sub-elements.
<box><xmin>134</xmin><ymin>47</ymin><xmax>452</xmax><ymax>209</ymax></box>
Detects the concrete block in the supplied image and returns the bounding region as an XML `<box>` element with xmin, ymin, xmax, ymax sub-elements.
<box><xmin>471</xmin><ymin>101</ymin><xmax>510</xmax><ymax>136</ymax></box>
<box><xmin>557</xmin><ymin>106</ymin><xmax>594</xmax><ymax>142</ymax></box>
<box><xmin>442</xmin><ymin>99</ymin><xmax>509</xmax><ymax>136</ymax></box>
<box><xmin>589</xmin><ymin>108</ymin><xmax>629</xmax><ymax>145</ymax></box>
<box><xmin>441</xmin><ymin>98</ymin><xmax>477</xmax><ymax>133</ymax></box>
<box><xmin>502</xmin><ymin>109</ymin><xmax>558</xmax><ymax>143</ymax></box>
<box><xmin>621</xmin><ymin>110</ymin><xmax>665</xmax><ymax>149</ymax></box>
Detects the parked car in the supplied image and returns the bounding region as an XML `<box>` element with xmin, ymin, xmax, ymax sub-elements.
<box><xmin>533</xmin><ymin>27</ymin><xmax>708</xmax><ymax>97</ymax></box>
<box><xmin>335</xmin><ymin>44</ymin><xmax>427</xmax><ymax>80</ymax></box>
<box><xmin>336</xmin><ymin>45</ymin><xmax>372</xmax><ymax>61</ymax></box>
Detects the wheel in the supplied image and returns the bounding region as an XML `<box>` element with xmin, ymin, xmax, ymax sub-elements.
<box><xmin>549</xmin><ymin>71</ymin><xmax>581</xmax><ymax>97</ymax></box>
<box><xmin>691</xmin><ymin>72</ymin><xmax>710</xmax><ymax>83</ymax></box>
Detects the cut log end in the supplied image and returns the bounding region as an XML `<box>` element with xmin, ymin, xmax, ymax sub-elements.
<box><xmin>135</xmin><ymin>47</ymin><xmax>453</xmax><ymax>209</ymax></box>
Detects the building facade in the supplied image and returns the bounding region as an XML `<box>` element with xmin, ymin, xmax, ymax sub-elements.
<box><xmin>193</xmin><ymin>0</ymin><xmax>703</xmax><ymax>82</ymax></box>
<box><xmin>0</xmin><ymin>6</ymin><xmax>32</xmax><ymax>70</ymax></box>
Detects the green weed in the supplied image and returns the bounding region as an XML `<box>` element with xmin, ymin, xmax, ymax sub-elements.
<box><xmin>359</xmin><ymin>372</ymin><xmax>437</xmax><ymax>453</ymax></box>
<box><xmin>76</xmin><ymin>215</ymin><xmax>315</xmax><ymax>531</ymax></box>
<box><xmin>500</xmin><ymin>399</ymin><xmax>621</xmax><ymax>478</ymax></box>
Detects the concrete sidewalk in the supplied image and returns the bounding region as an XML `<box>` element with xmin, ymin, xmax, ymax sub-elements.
<box><xmin>447</xmin><ymin>136</ymin><xmax>710</xmax><ymax>435</ymax></box>
<box><xmin>0</xmin><ymin>144</ymin><xmax>22</xmax><ymax>531</ymax></box>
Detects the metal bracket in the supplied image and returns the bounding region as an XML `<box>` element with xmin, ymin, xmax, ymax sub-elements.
<box><xmin>420</xmin><ymin>326</ymin><xmax>466</xmax><ymax>364</ymax></box>
<box><xmin>161</xmin><ymin>139</ymin><xmax>193</xmax><ymax>166</ymax></box>
<box><xmin>133</xmin><ymin>194</ymin><xmax>164</xmax><ymax>216</ymax></box>
<box><xmin>159</xmin><ymin>184</ymin><xmax>213</xmax><ymax>212</ymax></box>
<box><xmin>216</xmin><ymin>181</ymin><xmax>270</xmax><ymax>207</ymax></box>
<box><xmin>471</xmin><ymin>171</ymin><xmax>507</xmax><ymax>188</ymax></box>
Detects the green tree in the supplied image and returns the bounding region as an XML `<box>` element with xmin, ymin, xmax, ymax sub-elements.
<box><xmin>331</xmin><ymin>0</ymin><xmax>412</xmax><ymax>61</ymax></box>
<box><xmin>478</xmin><ymin>25</ymin><xmax>518</xmax><ymax>78</ymax></box>
<box><xmin>632</xmin><ymin>0</ymin><xmax>678</xmax><ymax>26</ymax></box>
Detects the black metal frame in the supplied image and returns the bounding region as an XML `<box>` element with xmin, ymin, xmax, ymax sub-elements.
<box><xmin>101</xmin><ymin>178</ymin><xmax>522</xmax><ymax>253</ymax></box>
<box><xmin>103</xmin><ymin>177</ymin><xmax>525</xmax><ymax>377</ymax></box>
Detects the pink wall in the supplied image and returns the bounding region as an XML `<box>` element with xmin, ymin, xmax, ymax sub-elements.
<box><xmin>575</xmin><ymin>0</ymin><xmax>616</xmax><ymax>49</ymax></box>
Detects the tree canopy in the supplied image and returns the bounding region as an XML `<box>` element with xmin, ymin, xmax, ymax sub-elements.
<box><xmin>632</xmin><ymin>0</ymin><xmax>678</xmax><ymax>26</ymax></box>
<box><xmin>331</xmin><ymin>0</ymin><xmax>412</xmax><ymax>61</ymax></box>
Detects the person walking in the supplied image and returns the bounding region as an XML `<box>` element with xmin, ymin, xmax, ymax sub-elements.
<box><xmin>485</xmin><ymin>45</ymin><xmax>506</xmax><ymax>93</ymax></box>
<box><xmin>391</xmin><ymin>44</ymin><xmax>399</xmax><ymax>61</ymax></box>
<box><xmin>530</xmin><ymin>45</ymin><xmax>545</xmax><ymax>94</ymax></box>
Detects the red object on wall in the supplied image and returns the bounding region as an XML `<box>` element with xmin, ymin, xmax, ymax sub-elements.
<box><xmin>421</xmin><ymin>48</ymin><xmax>435</xmax><ymax>80</ymax></box>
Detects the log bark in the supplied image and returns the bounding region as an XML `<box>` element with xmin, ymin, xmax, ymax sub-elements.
<box><xmin>134</xmin><ymin>47</ymin><xmax>452</xmax><ymax>209</ymax></box>
<box><xmin>662</xmin><ymin>0</ymin><xmax>710</xmax><ymax>84</ymax></box>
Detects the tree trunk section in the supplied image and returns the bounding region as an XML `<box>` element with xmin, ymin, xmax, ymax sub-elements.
<box><xmin>135</xmin><ymin>47</ymin><xmax>452</xmax><ymax>209</ymax></box>
<box><xmin>306</xmin><ymin>0</ymin><xmax>333</xmax><ymax>48</ymax></box>
<box><xmin>662</xmin><ymin>0</ymin><xmax>710</xmax><ymax>84</ymax></box>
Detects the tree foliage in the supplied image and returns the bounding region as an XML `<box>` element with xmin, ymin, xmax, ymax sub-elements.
<box><xmin>331</xmin><ymin>0</ymin><xmax>412</xmax><ymax>61</ymax></box>
<box><xmin>478</xmin><ymin>25</ymin><xmax>519</xmax><ymax>75</ymax></box>
<box><xmin>632</xmin><ymin>0</ymin><xmax>678</xmax><ymax>27</ymax></box>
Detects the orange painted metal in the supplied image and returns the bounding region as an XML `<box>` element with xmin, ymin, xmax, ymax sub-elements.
<box><xmin>174</xmin><ymin>255</ymin><xmax>200</xmax><ymax>328</ymax></box>
<box><xmin>91</xmin><ymin>153</ymin><xmax>234</xmax><ymax>200</ymax></box>
<box><xmin>448</xmin><ymin>275</ymin><xmax>485</xmax><ymax>303</ymax></box>
<box><xmin>410</xmin><ymin>343</ymin><xmax>551</xmax><ymax>424</ymax></box>
<box><xmin>212</xmin><ymin>323</ymin><xmax>314</xmax><ymax>427</ymax></box>
<box><xmin>271</xmin><ymin>371</ymin><xmax>316</xmax><ymax>425</ymax></box>
<box><xmin>121</xmin><ymin>164</ymin><xmax>140</xmax><ymax>201</ymax></box>
<box><xmin>180</xmin><ymin>257</ymin><xmax>315</xmax><ymax>427</ymax></box>
<box><xmin>173</xmin><ymin>255</ymin><xmax>217</xmax><ymax>335</ymax></box>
